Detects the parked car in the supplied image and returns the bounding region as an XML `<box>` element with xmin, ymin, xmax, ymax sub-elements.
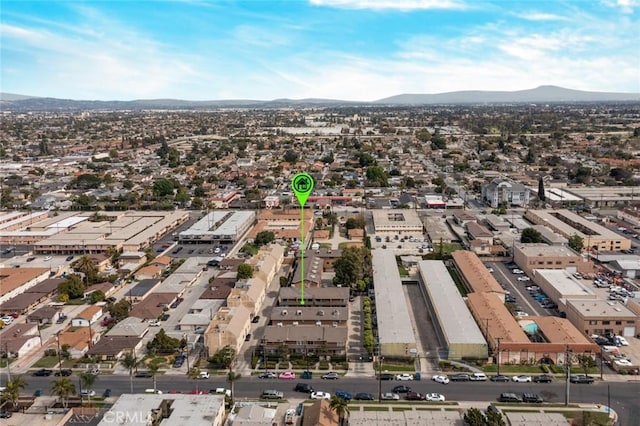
<box><xmin>381</xmin><ymin>392</ymin><xmax>400</xmax><ymax>400</ymax></box>
<box><xmin>405</xmin><ymin>391</ymin><xmax>425</xmax><ymax>401</ymax></box>
<box><xmin>533</xmin><ymin>375</ymin><xmax>553</xmax><ymax>383</ymax></box>
<box><xmin>354</xmin><ymin>392</ymin><xmax>375</xmax><ymax>400</ymax></box>
<box><xmin>80</xmin><ymin>389</ymin><xmax>96</xmax><ymax>397</ymax></box>
<box><xmin>279</xmin><ymin>371</ymin><xmax>296</xmax><ymax>380</ymax></box>
<box><xmin>261</xmin><ymin>390</ymin><xmax>284</xmax><ymax>399</ymax></box>
<box><xmin>310</xmin><ymin>391</ymin><xmax>331</xmax><ymax>400</ymax></box>
<box><xmin>33</xmin><ymin>369</ymin><xmax>53</xmax><ymax>377</ymax></box>
<box><xmin>470</xmin><ymin>373</ymin><xmax>488</xmax><ymax>381</ymax></box>
<box><xmin>392</xmin><ymin>385</ymin><xmax>411</xmax><ymax>393</ymax></box>
<box><xmin>615</xmin><ymin>336</ymin><xmax>630</xmax><ymax>346</ymax></box>
<box><xmin>55</xmin><ymin>369</ymin><xmax>72</xmax><ymax>377</ymax></box>
<box><xmin>395</xmin><ymin>373</ymin><xmax>414</xmax><ymax>381</ymax></box>
<box><xmin>378</xmin><ymin>373</ymin><xmax>395</xmax><ymax>381</ymax></box>
<box><xmin>517</xmin><ymin>276</ymin><xmax>531</xmax><ymax>281</ymax></box>
<box><xmin>294</xmin><ymin>383</ymin><xmax>314</xmax><ymax>393</ymax></box>
<box><xmin>321</xmin><ymin>371</ymin><xmax>339</xmax><ymax>380</ymax></box>
<box><xmin>512</xmin><ymin>375</ymin><xmax>532</xmax><ymax>383</ymax></box>
<box><xmin>0</xmin><ymin>411</ymin><xmax>12</xmax><ymax>418</ymax></box>
<box><xmin>198</xmin><ymin>371</ymin><xmax>210</xmax><ymax>379</ymax></box>
<box><xmin>432</xmin><ymin>375</ymin><xmax>450</xmax><ymax>384</ymax></box>
<box><xmin>259</xmin><ymin>371</ymin><xmax>277</xmax><ymax>379</ymax></box>
<box><xmin>252</xmin><ymin>315</ymin><xmax>260</xmax><ymax>323</ymax></box>
<box><xmin>498</xmin><ymin>392</ymin><xmax>523</xmax><ymax>403</ymax></box>
<box><xmin>334</xmin><ymin>390</ymin><xmax>352</xmax><ymax>400</ymax></box>
<box><xmin>522</xmin><ymin>393</ymin><xmax>543</xmax><ymax>403</ymax></box>
<box><xmin>425</xmin><ymin>393</ymin><xmax>445</xmax><ymax>402</ymax></box>
<box><xmin>570</xmin><ymin>374</ymin><xmax>594</xmax><ymax>384</ymax></box>
<box><xmin>65</xmin><ymin>255</ymin><xmax>74</xmax><ymax>261</ymax></box>
<box><xmin>103</xmin><ymin>389</ymin><xmax>112</xmax><ymax>398</ymax></box>
<box><xmin>135</xmin><ymin>371</ymin><xmax>153</xmax><ymax>378</ymax></box>
<box><xmin>449</xmin><ymin>373</ymin><xmax>471</xmax><ymax>382</ymax></box>
<box><xmin>489</xmin><ymin>375</ymin><xmax>510</xmax><ymax>382</ymax></box>
<box><xmin>148</xmin><ymin>320</ymin><xmax>160</xmax><ymax>327</ymax></box>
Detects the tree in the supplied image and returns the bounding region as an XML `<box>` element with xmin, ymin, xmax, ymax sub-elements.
<box><xmin>329</xmin><ymin>394</ymin><xmax>350</xmax><ymax>426</ymax></box>
<box><xmin>187</xmin><ymin>367</ymin><xmax>201</xmax><ymax>393</ymax></box>
<box><xmin>146</xmin><ymin>329</ymin><xmax>182</xmax><ymax>354</ymax></box>
<box><xmin>520</xmin><ymin>228</ymin><xmax>542</xmax><ymax>243</ymax></box>
<box><xmin>333</xmin><ymin>247</ymin><xmax>369</xmax><ymax>289</ymax></box>
<box><xmin>486</xmin><ymin>409</ymin><xmax>506</xmax><ymax>426</ymax></box>
<box><xmin>121</xmin><ymin>351</ymin><xmax>138</xmax><ymax>393</ymax></box>
<box><xmin>283</xmin><ymin>150</ymin><xmax>299</xmax><ymax>163</ymax></box>
<box><xmin>463</xmin><ymin>407</ymin><xmax>486</xmax><ymax>426</ymax></box>
<box><xmin>108</xmin><ymin>299</ymin><xmax>131</xmax><ymax>322</ymax></box>
<box><xmin>365</xmin><ymin>166</ymin><xmax>388</xmax><ymax>186</ymax></box>
<box><xmin>538</xmin><ymin>177</ymin><xmax>546</xmax><ymax>202</ymax></box>
<box><xmin>89</xmin><ymin>290</ymin><xmax>105</xmax><ymax>304</ymax></box>
<box><xmin>2</xmin><ymin>376</ymin><xmax>26</xmax><ymax>409</ymax></box>
<box><xmin>209</xmin><ymin>345</ymin><xmax>237</xmax><ymax>368</ymax></box>
<box><xmin>148</xmin><ymin>362</ymin><xmax>161</xmax><ymax>393</ymax></box>
<box><xmin>152</xmin><ymin>178</ymin><xmax>175</xmax><ymax>197</ymax></box>
<box><xmin>254</xmin><ymin>231</ymin><xmax>275</xmax><ymax>247</ymax></box>
<box><xmin>74</xmin><ymin>255</ymin><xmax>98</xmax><ymax>283</ymax></box>
<box><xmin>575</xmin><ymin>354</ymin><xmax>596</xmax><ymax>375</ymax></box>
<box><xmin>568</xmin><ymin>234</ymin><xmax>584</xmax><ymax>253</ymax></box>
<box><xmin>237</xmin><ymin>263</ymin><xmax>254</xmax><ymax>279</ymax></box>
<box><xmin>345</xmin><ymin>215</ymin><xmax>365</xmax><ymax>230</ymax></box>
<box><xmin>58</xmin><ymin>275</ymin><xmax>86</xmax><ymax>300</ymax></box>
<box><xmin>79</xmin><ymin>371</ymin><xmax>97</xmax><ymax>401</ymax></box>
<box><xmin>51</xmin><ymin>377</ymin><xmax>76</xmax><ymax>408</ymax></box>
<box><xmin>227</xmin><ymin>370</ymin><xmax>241</xmax><ymax>404</ymax></box>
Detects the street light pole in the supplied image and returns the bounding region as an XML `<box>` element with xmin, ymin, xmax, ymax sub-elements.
<box><xmin>377</xmin><ymin>354</ymin><xmax>383</xmax><ymax>403</ymax></box>
<box><xmin>56</xmin><ymin>331</ymin><xmax>64</xmax><ymax>376</ymax></box>
<box><xmin>565</xmin><ymin>345</ymin><xmax>571</xmax><ymax>407</ymax></box>
<box><xmin>496</xmin><ymin>338</ymin><xmax>502</xmax><ymax>376</ymax></box>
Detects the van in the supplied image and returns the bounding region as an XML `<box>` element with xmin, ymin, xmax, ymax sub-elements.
<box><xmin>470</xmin><ymin>372</ymin><xmax>488</xmax><ymax>381</ymax></box>
<box><xmin>498</xmin><ymin>393</ymin><xmax>523</xmax><ymax>403</ymax></box>
<box><xmin>522</xmin><ymin>393</ymin><xmax>543</xmax><ymax>403</ymax></box>
<box><xmin>145</xmin><ymin>389</ymin><xmax>163</xmax><ymax>394</ymax></box>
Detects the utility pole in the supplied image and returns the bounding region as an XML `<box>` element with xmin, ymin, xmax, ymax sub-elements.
<box><xmin>565</xmin><ymin>345</ymin><xmax>571</xmax><ymax>406</ymax></box>
<box><xmin>5</xmin><ymin>342</ymin><xmax>11</xmax><ymax>382</ymax></box>
<box><xmin>496</xmin><ymin>337</ymin><xmax>502</xmax><ymax>376</ymax></box>
<box><xmin>56</xmin><ymin>331</ymin><xmax>64</xmax><ymax>376</ymax></box>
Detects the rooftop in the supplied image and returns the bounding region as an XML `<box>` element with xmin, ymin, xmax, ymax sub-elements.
<box><xmin>567</xmin><ymin>299</ymin><xmax>638</xmax><ymax>318</ymax></box>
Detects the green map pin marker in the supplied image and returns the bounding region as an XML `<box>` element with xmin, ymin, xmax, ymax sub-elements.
<box><xmin>291</xmin><ymin>172</ymin><xmax>314</xmax><ymax>207</ymax></box>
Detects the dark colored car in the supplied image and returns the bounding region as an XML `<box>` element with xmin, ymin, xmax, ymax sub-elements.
<box><xmin>378</xmin><ymin>373</ymin><xmax>395</xmax><ymax>381</ymax></box>
<box><xmin>252</xmin><ymin>315</ymin><xmax>260</xmax><ymax>323</ymax></box>
<box><xmin>34</xmin><ymin>389</ymin><xmax>42</xmax><ymax>397</ymax></box>
<box><xmin>570</xmin><ymin>374</ymin><xmax>594</xmax><ymax>384</ymax></box>
<box><xmin>354</xmin><ymin>392</ymin><xmax>375</xmax><ymax>400</ymax></box>
<box><xmin>135</xmin><ymin>371</ymin><xmax>153</xmax><ymax>378</ymax></box>
<box><xmin>449</xmin><ymin>373</ymin><xmax>471</xmax><ymax>382</ymax></box>
<box><xmin>294</xmin><ymin>383</ymin><xmax>314</xmax><ymax>393</ymax></box>
<box><xmin>498</xmin><ymin>392</ymin><xmax>523</xmax><ymax>403</ymax></box>
<box><xmin>533</xmin><ymin>374</ymin><xmax>553</xmax><ymax>383</ymax></box>
<box><xmin>335</xmin><ymin>390</ymin><xmax>352</xmax><ymax>400</ymax></box>
<box><xmin>490</xmin><ymin>375</ymin><xmax>510</xmax><ymax>382</ymax></box>
<box><xmin>65</xmin><ymin>255</ymin><xmax>74</xmax><ymax>261</ymax></box>
<box><xmin>103</xmin><ymin>389</ymin><xmax>112</xmax><ymax>398</ymax></box>
<box><xmin>55</xmin><ymin>369</ymin><xmax>72</xmax><ymax>377</ymax></box>
<box><xmin>392</xmin><ymin>385</ymin><xmax>411</xmax><ymax>393</ymax></box>
<box><xmin>405</xmin><ymin>391</ymin><xmax>425</xmax><ymax>401</ymax></box>
<box><xmin>33</xmin><ymin>368</ymin><xmax>53</xmax><ymax>377</ymax></box>
<box><xmin>173</xmin><ymin>356</ymin><xmax>184</xmax><ymax>368</ymax></box>
<box><xmin>0</xmin><ymin>411</ymin><xmax>12</xmax><ymax>418</ymax></box>
<box><xmin>161</xmin><ymin>314</ymin><xmax>170</xmax><ymax>321</ymax></box>
<box><xmin>522</xmin><ymin>393</ymin><xmax>543</xmax><ymax>403</ymax></box>
<box><xmin>26</xmin><ymin>256</ymin><xmax>36</xmax><ymax>262</ymax></box>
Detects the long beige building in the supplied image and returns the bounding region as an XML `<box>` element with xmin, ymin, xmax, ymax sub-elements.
<box><xmin>524</xmin><ymin>209</ymin><xmax>630</xmax><ymax>252</ymax></box>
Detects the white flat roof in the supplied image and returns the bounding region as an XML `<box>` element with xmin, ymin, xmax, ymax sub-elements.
<box><xmin>418</xmin><ymin>260</ymin><xmax>486</xmax><ymax>345</ymax></box>
<box><xmin>535</xmin><ymin>269</ymin><xmax>596</xmax><ymax>297</ymax></box>
<box><xmin>372</xmin><ymin>250</ymin><xmax>416</xmax><ymax>346</ymax></box>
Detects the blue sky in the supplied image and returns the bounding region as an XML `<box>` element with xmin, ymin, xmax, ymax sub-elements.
<box><xmin>1</xmin><ymin>0</ymin><xmax>639</xmax><ymax>101</ymax></box>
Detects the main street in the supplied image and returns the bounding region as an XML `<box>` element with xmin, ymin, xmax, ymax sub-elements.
<box><xmin>5</xmin><ymin>374</ymin><xmax>638</xmax><ymax>425</ymax></box>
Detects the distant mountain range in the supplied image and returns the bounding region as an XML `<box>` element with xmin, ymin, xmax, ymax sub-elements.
<box><xmin>1</xmin><ymin>85</ymin><xmax>638</xmax><ymax>111</ymax></box>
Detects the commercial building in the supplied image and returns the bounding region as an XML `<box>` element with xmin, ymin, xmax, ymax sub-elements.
<box><xmin>513</xmin><ymin>244</ymin><xmax>590</xmax><ymax>275</ymax></box>
<box><xmin>371</xmin><ymin>209</ymin><xmax>424</xmax><ymax>235</ymax></box>
<box><xmin>532</xmin><ymin>269</ymin><xmax>597</xmax><ymax>308</ymax></box>
<box><xmin>98</xmin><ymin>393</ymin><xmax>225</xmax><ymax>426</ymax></box>
<box><xmin>178</xmin><ymin>210</ymin><xmax>255</xmax><ymax>243</ymax></box>
<box><xmin>524</xmin><ymin>209</ymin><xmax>630</xmax><ymax>252</ymax></box>
<box><xmin>247</xmin><ymin>209</ymin><xmax>313</xmax><ymax>242</ymax></box>
<box><xmin>418</xmin><ymin>260</ymin><xmax>487</xmax><ymax>360</ymax></box>
<box><xmin>564</xmin><ymin>299</ymin><xmax>638</xmax><ymax>337</ymax></box>
<box><xmin>565</xmin><ymin>186</ymin><xmax>640</xmax><ymax>208</ymax></box>
<box><xmin>372</xmin><ymin>250</ymin><xmax>417</xmax><ymax>357</ymax></box>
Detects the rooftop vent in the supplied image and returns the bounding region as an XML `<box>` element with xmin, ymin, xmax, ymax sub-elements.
<box><xmin>296</xmin><ymin>310</ymin><xmax>302</xmax><ymax>316</ymax></box>
<box><xmin>281</xmin><ymin>310</ymin><xmax>287</xmax><ymax>316</ymax></box>
<box><xmin>318</xmin><ymin>310</ymin><xmax>324</xmax><ymax>316</ymax></box>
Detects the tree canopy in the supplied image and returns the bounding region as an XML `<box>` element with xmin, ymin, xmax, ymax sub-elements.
<box><xmin>568</xmin><ymin>234</ymin><xmax>584</xmax><ymax>253</ymax></box>
<box><xmin>254</xmin><ymin>231</ymin><xmax>275</xmax><ymax>247</ymax></box>
<box><xmin>520</xmin><ymin>228</ymin><xmax>542</xmax><ymax>243</ymax></box>
<box><xmin>237</xmin><ymin>263</ymin><xmax>254</xmax><ymax>279</ymax></box>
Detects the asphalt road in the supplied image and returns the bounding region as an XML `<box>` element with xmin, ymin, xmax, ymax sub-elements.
<box><xmin>5</xmin><ymin>374</ymin><xmax>638</xmax><ymax>424</ymax></box>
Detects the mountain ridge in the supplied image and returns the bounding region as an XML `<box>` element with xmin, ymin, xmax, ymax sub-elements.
<box><xmin>1</xmin><ymin>85</ymin><xmax>638</xmax><ymax>110</ymax></box>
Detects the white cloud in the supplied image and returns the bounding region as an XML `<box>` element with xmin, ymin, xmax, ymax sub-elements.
<box><xmin>513</xmin><ymin>12</ymin><xmax>570</xmax><ymax>21</ymax></box>
<box><xmin>309</xmin><ymin>0</ymin><xmax>468</xmax><ymax>11</ymax></box>
<box><xmin>602</xmin><ymin>0</ymin><xmax>639</xmax><ymax>14</ymax></box>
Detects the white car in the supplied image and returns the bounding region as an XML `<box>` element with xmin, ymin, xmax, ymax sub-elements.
<box><xmin>396</xmin><ymin>373</ymin><xmax>414</xmax><ymax>381</ymax></box>
<box><xmin>615</xmin><ymin>336</ymin><xmax>630</xmax><ymax>346</ymax></box>
<box><xmin>512</xmin><ymin>269</ymin><xmax>524</xmax><ymax>274</ymax></box>
<box><xmin>310</xmin><ymin>391</ymin><xmax>331</xmax><ymax>400</ymax></box>
<box><xmin>517</xmin><ymin>276</ymin><xmax>531</xmax><ymax>282</ymax></box>
<box><xmin>425</xmin><ymin>393</ymin><xmax>445</xmax><ymax>402</ymax></box>
<box><xmin>44</xmin><ymin>256</ymin><xmax>52</xmax><ymax>261</ymax></box>
<box><xmin>80</xmin><ymin>389</ymin><xmax>96</xmax><ymax>397</ymax></box>
<box><xmin>512</xmin><ymin>375</ymin><xmax>532</xmax><ymax>383</ymax></box>
<box><xmin>1</xmin><ymin>317</ymin><xmax>13</xmax><ymax>325</ymax></box>
<box><xmin>432</xmin><ymin>375</ymin><xmax>450</xmax><ymax>384</ymax></box>
<box><xmin>380</xmin><ymin>392</ymin><xmax>400</xmax><ymax>400</ymax></box>
<box><xmin>198</xmin><ymin>371</ymin><xmax>210</xmax><ymax>379</ymax></box>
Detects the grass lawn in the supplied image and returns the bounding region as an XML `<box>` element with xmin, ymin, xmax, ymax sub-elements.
<box><xmin>397</xmin><ymin>265</ymin><xmax>409</xmax><ymax>277</ymax></box>
<box><xmin>392</xmin><ymin>406</ymin><xmax>413</xmax><ymax>411</ymax></box>
<box><xmin>482</xmin><ymin>365</ymin><xmax>547</xmax><ymax>374</ymax></box>
<box><xmin>546</xmin><ymin>410</ymin><xmax>611</xmax><ymax>425</ymax></box>
<box><xmin>363</xmin><ymin>406</ymin><xmax>390</xmax><ymax>411</ymax></box>
<box><xmin>66</xmin><ymin>298</ymin><xmax>87</xmax><ymax>305</ymax></box>
<box><xmin>33</xmin><ymin>355</ymin><xmax>61</xmax><ymax>368</ymax></box>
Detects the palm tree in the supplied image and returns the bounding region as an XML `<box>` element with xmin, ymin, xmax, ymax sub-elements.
<box><xmin>2</xmin><ymin>376</ymin><xmax>26</xmax><ymax>409</ymax></box>
<box><xmin>329</xmin><ymin>394</ymin><xmax>350</xmax><ymax>426</ymax></box>
<box><xmin>74</xmin><ymin>255</ymin><xmax>97</xmax><ymax>283</ymax></box>
<box><xmin>79</xmin><ymin>371</ymin><xmax>97</xmax><ymax>402</ymax></box>
<box><xmin>147</xmin><ymin>362</ymin><xmax>161</xmax><ymax>393</ymax></box>
<box><xmin>51</xmin><ymin>377</ymin><xmax>76</xmax><ymax>408</ymax></box>
<box><xmin>226</xmin><ymin>370</ymin><xmax>241</xmax><ymax>405</ymax></box>
<box><xmin>121</xmin><ymin>351</ymin><xmax>138</xmax><ymax>393</ymax></box>
<box><xmin>187</xmin><ymin>367</ymin><xmax>201</xmax><ymax>393</ymax></box>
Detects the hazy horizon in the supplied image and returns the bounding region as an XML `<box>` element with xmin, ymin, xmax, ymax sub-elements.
<box><xmin>1</xmin><ymin>0</ymin><xmax>639</xmax><ymax>101</ymax></box>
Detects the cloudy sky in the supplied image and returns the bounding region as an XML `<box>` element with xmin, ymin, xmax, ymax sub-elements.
<box><xmin>1</xmin><ymin>0</ymin><xmax>639</xmax><ymax>101</ymax></box>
